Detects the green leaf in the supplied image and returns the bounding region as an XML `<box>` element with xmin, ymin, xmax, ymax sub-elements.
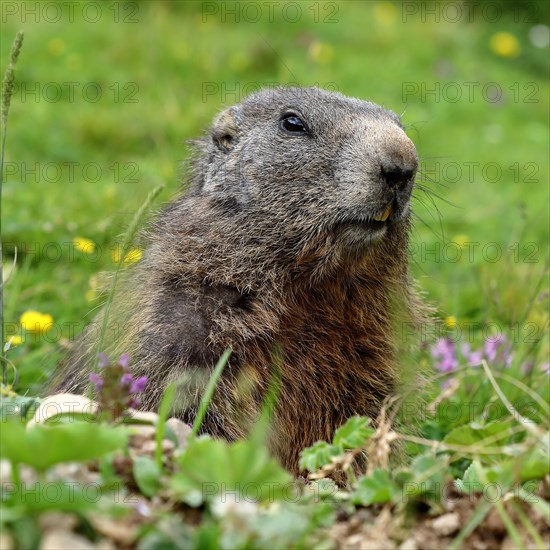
<box><xmin>444</xmin><ymin>420</ymin><xmax>514</xmax><ymax>458</ymax></box>
<box><xmin>299</xmin><ymin>441</ymin><xmax>341</xmax><ymax>472</ymax></box>
<box><xmin>352</xmin><ymin>469</ymin><xmax>397</xmax><ymax>505</ymax></box>
<box><xmin>248</xmin><ymin>501</ymin><xmax>336</xmax><ymax>549</ymax></box>
<box><xmin>99</xmin><ymin>455</ymin><xmax>124</xmax><ymax>490</ymax></box>
<box><xmin>0</xmin><ymin>420</ymin><xmax>127</xmax><ymax>472</ymax></box>
<box><xmin>456</xmin><ymin>435</ymin><xmax>549</xmax><ymax>495</ymax></box>
<box><xmin>136</xmin><ymin>519</ymin><xmax>194</xmax><ymax>550</ymax></box>
<box><xmin>137</xmin><ymin>532</ymin><xmax>183</xmax><ymax>550</ymax></box>
<box><xmin>133</xmin><ymin>456</ymin><xmax>162</xmax><ymax>497</ymax></box>
<box><xmin>396</xmin><ymin>453</ymin><xmax>449</xmax><ymax>503</ymax></box>
<box><xmin>171</xmin><ymin>436</ymin><xmax>292</xmax><ymax>504</ymax></box>
<box><xmin>515</xmin><ymin>436</ymin><xmax>550</xmax><ymax>480</ymax></box>
<box><xmin>455</xmin><ymin>460</ymin><xmax>483</xmax><ymax>494</ymax></box>
<box><xmin>194</xmin><ymin>521</ymin><xmax>222</xmax><ymax>550</ymax></box>
<box><xmin>7</xmin><ymin>517</ymin><xmax>41</xmax><ymax>550</ymax></box>
<box><xmin>333</xmin><ymin>416</ymin><xmax>374</xmax><ymax>450</ymax></box>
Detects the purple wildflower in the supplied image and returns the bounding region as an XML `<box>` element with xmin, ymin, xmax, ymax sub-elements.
<box><xmin>431</xmin><ymin>338</ymin><xmax>458</xmax><ymax>373</ymax></box>
<box><xmin>484</xmin><ymin>335</ymin><xmax>505</xmax><ymax>362</ymax></box>
<box><xmin>484</xmin><ymin>335</ymin><xmax>513</xmax><ymax>367</ymax></box>
<box><xmin>129</xmin><ymin>396</ymin><xmax>142</xmax><ymax>409</ymax></box>
<box><xmin>130</xmin><ymin>376</ymin><xmax>148</xmax><ymax>394</ymax></box>
<box><xmin>90</xmin><ymin>352</ymin><xmax>147</xmax><ymax>421</ymax></box>
<box><xmin>120</xmin><ymin>372</ymin><xmax>133</xmax><ymax>387</ymax></box>
<box><xmin>460</xmin><ymin>343</ymin><xmax>483</xmax><ymax>366</ymax></box>
<box><xmin>98</xmin><ymin>352</ymin><xmax>110</xmax><ymax>369</ymax></box>
<box><xmin>504</xmin><ymin>351</ymin><xmax>513</xmax><ymax>368</ymax></box>
<box><xmin>118</xmin><ymin>353</ymin><xmax>131</xmax><ymax>370</ymax></box>
<box><xmin>89</xmin><ymin>372</ymin><xmax>104</xmax><ymax>390</ymax></box>
<box><xmin>542</xmin><ymin>362</ymin><xmax>550</xmax><ymax>375</ymax></box>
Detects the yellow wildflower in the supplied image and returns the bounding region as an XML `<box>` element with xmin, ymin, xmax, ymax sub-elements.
<box><xmin>308</xmin><ymin>42</ymin><xmax>335</xmax><ymax>64</ymax></box>
<box><xmin>451</xmin><ymin>235</ymin><xmax>469</xmax><ymax>248</ymax></box>
<box><xmin>20</xmin><ymin>310</ymin><xmax>54</xmax><ymax>334</ymax></box>
<box><xmin>445</xmin><ymin>316</ymin><xmax>458</xmax><ymax>329</ymax></box>
<box><xmin>124</xmin><ymin>248</ymin><xmax>143</xmax><ymax>264</ymax></box>
<box><xmin>8</xmin><ymin>335</ymin><xmax>23</xmax><ymax>347</ymax></box>
<box><xmin>0</xmin><ymin>385</ymin><xmax>17</xmax><ymax>398</ymax></box>
<box><xmin>85</xmin><ymin>275</ymin><xmax>100</xmax><ymax>302</ymax></box>
<box><xmin>373</xmin><ymin>2</ymin><xmax>398</xmax><ymax>25</ymax></box>
<box><xmin>490</xmin><ymin>32</ymin><xmax>520</xmax><ymax>58</ymax></box>
<box><xmin>112</xmin><ymin>245</ymin><xmax>143</xmax><ymax>265</ymax></box>
<box><xmin>73</xmin><ymin>236</ymin><xmax>96</xmax><ymax>254</ymax></box>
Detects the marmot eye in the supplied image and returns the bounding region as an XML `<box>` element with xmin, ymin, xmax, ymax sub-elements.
<box><xmin>279</xmin><ymin>114</ymin><xmax>308</xmax><ymax>134</ymax></box>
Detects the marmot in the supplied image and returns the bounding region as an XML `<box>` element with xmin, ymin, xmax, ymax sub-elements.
<box><xmin>53</xmin><ymin>87</ymin><xmax>423</xmax><ymax>474</ymax></box>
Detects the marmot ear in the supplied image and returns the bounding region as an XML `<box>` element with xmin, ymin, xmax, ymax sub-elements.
<box><xmin>211</xmin><ymin>106</ymin><xmax>240</xmax><ymax>153</ymax></box>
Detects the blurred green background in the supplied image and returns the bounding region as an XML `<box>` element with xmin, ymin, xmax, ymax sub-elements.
<box><xmin>1</xmin><ymin>0</ymin><xmax>548</xmax><ymax>392</ymax></box>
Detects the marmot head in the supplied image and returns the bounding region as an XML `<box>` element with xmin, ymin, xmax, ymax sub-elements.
<box><xmin>187</xmin><ymin>87</ymin><xmax>418</xmax><ymax>272</ymax></box>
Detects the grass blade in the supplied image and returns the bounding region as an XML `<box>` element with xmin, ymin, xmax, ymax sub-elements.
<box><xmin>93</xmin><ymin>184</ymin><xmax>163</xmax><ymax>375</ymax></box>
<box><xmin>0</xmin><ymin>31</ymin><xmax>24</xmax><ymax>385</ymax></box>
<box><xmin>191</xmin><ymin>348</ymin><xmax>231</xmax><ymax>438</ymax></box>
<box><xmin>155</xmin><ymin>382</ymin><xmax>178</xmax><ymax>469</ymax></box>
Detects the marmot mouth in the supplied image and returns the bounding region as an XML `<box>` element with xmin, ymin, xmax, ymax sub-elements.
<box><xmin>334</xmin><ymin>202</ymin><xmax>396</xmax><ymax>233</ymax></box>
<box><xmin>333</xmin><ymin>217</ymin><xmax>387</xmax><ymax>235</ymax></box>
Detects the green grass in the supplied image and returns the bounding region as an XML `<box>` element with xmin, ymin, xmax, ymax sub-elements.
<box><xmin>1</xmin><ymin>2</ymin><xmax>548</xmax><ymax>390</ymax></box>
<box><xmin>0</xmin><ymin>1</ymin><xmax>549</xmax><ymax>547</ymax></box>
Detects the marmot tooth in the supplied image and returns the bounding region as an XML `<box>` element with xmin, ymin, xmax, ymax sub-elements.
<box><xmin>374</xmin><ymin>204</ymin><xmax>393</xmax><ymax>222</ymax></box>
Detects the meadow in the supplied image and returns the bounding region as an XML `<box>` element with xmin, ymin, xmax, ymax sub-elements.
<box><xmin>1</xmin><ymin>1</ymin><xmax>549</xmax><ymax>548</ymax></box>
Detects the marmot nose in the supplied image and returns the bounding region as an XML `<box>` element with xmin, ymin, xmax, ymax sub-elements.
<box><xmin>380</xmin><ymin>160</ymin><xmax>416</xmax><ymax>189</ymax></box>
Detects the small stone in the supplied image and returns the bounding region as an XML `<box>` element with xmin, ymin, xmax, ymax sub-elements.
<box><xmin>0</xmin><ymin>459</ymin><xmax>12</xmax><ymax>483</ymax></box>
<box><xmin>0</xmin><ymin>532</ymin><xmax>15</xmax><ymax>550</ymax></box>
<box><xmin>128</xmin><ymin>425</ymin><xmax>157</xmax><ymax>447</ymax></box>
<box><xmin>38</xmin><ymin>512</ymin><xmax>79</xmax><ymax>532</ymax></box>
<box><xmin>166</xmin><ymin>418</ymin><xmax>192</xmax><ymax>448</ymax></box>
<box><xmin>27</xmin><ymin>393</ymin><xmax>97</xmax><ymax>429</ymax></box>
<box><xmin>431</xmin><ymin>512</ymin><xmax>460</xmax><ymax>536</ymax></box>
<box><xmin>126</xmin><ymin>410</ymin><xmax>159</xmax><ymax>424</ymax></box>
<box><xmin>39</xmin><ymin>530</ymin><xmax>95</xmax><ymax>550</ymax></box>
<box><xmin>140</xmin><ymin>439</ymin><xmax>175</xmax><ymax>455</ymax></box>
<box><xmin>399</xmin><ymin>538</ymin><xmax>418</xmax><ymax>550</ymax></box>
<box><xmin>89</xmin><ymin>516</ymin><xmax>137</xmax><ymax>546</ymax></box>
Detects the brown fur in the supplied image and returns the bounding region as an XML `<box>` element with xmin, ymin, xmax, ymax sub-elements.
<box><xmin>51</xmin><ymin>87</ymin><xmax>424</xmax><ymax>475</ymax></box>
